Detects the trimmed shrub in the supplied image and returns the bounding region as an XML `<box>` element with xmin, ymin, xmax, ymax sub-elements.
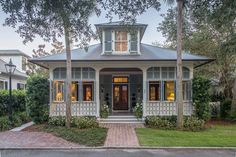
<box><xmin>26</xmin><ymin>75</ymin><xmax>49</xmax><ymax>124</ymax></box>
<box><xmin>48</xmin><ymin>116</ymin><xmax>65</xmax><ymax>126</ymax></box>
<box><xmin>100</xmin><ymin>103</ymin><xmax>109</xmax><ymax>118</ymax></box>
<box><xmin>16</xmin><ymin>111</ymin><xmax>30</xmax><ymax>123</ymax></box>
<box><xmin>183</xmin><ymin>116</ymin><xmax>205</xmax><ymax>131</ymax></box>
<box><xmin>73</xmin><ymin>116</ymin><xmax>99</xmax><ymax>129</ymax></box>
<box><xmin>192</xmin><ymin>76</ymin><xmax>211</xmax><ymax>121</ymax></box>
<box><xmin>11</xmin><ymin>113</ymin><xmax>23</xmax><ymax>127</ymax></box>
<box><xmin>0</xmin><ymin>90</ymin><xmax>26</xmax><ymax>116</ymax></box>
<box><xmin>0</xmin><ymin>116</ymin><xmax>10</xmax><ymax>131</ymax></box>
<box><xmin>220</xmin><ymin>99</ymin><xmax>232</xmax><ymax>119</ymax></box>
<box><xmin>145</xmin><ymin>116</ymin><xmax>176</xmax><ymax>130</ymax></box>
<box><xmin>133</xmin><ymin>103</ymin><xmax>143</xmax><ymax>119</ymax></box>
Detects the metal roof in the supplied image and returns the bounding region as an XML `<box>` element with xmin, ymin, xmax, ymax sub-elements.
<box><xmin>29</xmin><ymin>43</ymin><xmax>214</xmax><ymax>68</ymax></box>
<box><xmin>0</xmin><ymin>50</ymin><xmax>31</xmax><ymax>58</ymax></box>
<box><xmin>0</xmin><ymin>59</ymin><xmax>28</xmax><ymax>78</ymax></box>
<box><xmin>95</xmin><ymin>21</ymin><xmax>147</xmax><ymax>41</ymax></box>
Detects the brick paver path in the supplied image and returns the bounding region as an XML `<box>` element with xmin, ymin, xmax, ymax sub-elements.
<box><xmin>100</xmin><ymin>123</ymin><xmax>144</xmax><ymax>147</ymax></box>
<box><xmin>0</xmin><ymin>131</ymin><xmax>80</xmax><ymax>148</ymax></box>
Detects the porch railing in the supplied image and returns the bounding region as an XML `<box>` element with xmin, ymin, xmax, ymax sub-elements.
<box><xmin>145</xmin><ymin>101</ymin><xmax>193</xmax><ymax>116</ymax></box>
<box><xmin>50</xmin><ymin>102</ymin><xmax>97</xmax><ymax>116</ymax></box>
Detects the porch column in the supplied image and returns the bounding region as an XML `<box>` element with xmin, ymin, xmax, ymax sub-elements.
<box><xmin>95</xmin><ymin>68</ymin><xmax>101</xmax><ymax>117</ymax></box>
<box><xmin>142</xmin><ymin>68</ymin><xmax>147</xmax><ymax>117</ymax></box>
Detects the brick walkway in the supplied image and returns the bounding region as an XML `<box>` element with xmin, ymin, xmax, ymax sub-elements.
<box><xmin>0</xmin><ymin>131</ymin><xmax>80</xmax><ymax>148</ymax></box>
<box><xmin>100</xmin><ymin>123</ymin><xmax>144</xmax><ymax>147</ymax></box>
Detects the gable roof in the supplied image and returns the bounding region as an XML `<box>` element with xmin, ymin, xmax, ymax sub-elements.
<box><xmin>29</xmin><ymin>43</ymin><xmax>214</xmax><ymax>68</ymax></box>
<box><xmin>0</xmin><ymin>50</ymin><xmax>31</xmax><ymax>58</ymax></box>
<box><xmin>0</xmin><ymin>59</ymin><xmax>28</xmax><ymax>78</ymax></box>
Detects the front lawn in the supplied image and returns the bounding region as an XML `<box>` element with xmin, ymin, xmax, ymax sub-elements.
<box><xmin>24</xmin><ymin>124</ymin><xmax>108</xmax><ymax>147</ymax></box>
<box><xmin>136</xmin><ymin>125</ymin><xmax>236</xmax><ymax>147</ymax></box>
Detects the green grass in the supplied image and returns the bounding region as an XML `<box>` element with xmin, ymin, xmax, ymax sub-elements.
<box><xmin>42</xmin><ymin>125</ymin><xmax>108</xmax><ymax>147</ymax></box>
<box><xmin>136</xmin><ymin>125</ymin><xmax>236</xmax><ymax>147</ymax></box>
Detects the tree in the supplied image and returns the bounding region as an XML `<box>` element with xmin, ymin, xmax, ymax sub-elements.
<box><xmin>176</xmin><ymin>0</ymin><xmax>184</xmax><ymax>129</ymax></box>
<box><xmin>27</xmin><ymin>41</ymin><xmax>64</xmax><ymax>76</ymax></box>
<box><xmin>158</xmin><ymin>1</ymin><xmax>236</xmax><ymax>110</ymax></box>
<box><xmin>0</xmin><ymin>0</ymin><xmax>100</xmax><ymax>128</ymax></box>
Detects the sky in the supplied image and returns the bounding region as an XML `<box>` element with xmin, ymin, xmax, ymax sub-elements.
<box><xmin>0</xmin><ymin>2</ymin><xmax>172</xmax><ymax>56</ymax></box>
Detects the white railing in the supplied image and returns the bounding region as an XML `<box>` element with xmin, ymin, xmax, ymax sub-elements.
<box><xmin>145</xmin><ymin>101</ymin><xmax>193</xmax><ymax>116</ymax></box>
<box><xmin>50</xmin><ymin>102</ymin><xmax>97</xmax><ymax>116</ymax></box>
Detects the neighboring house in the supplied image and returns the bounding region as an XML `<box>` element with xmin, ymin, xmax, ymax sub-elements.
<box><xmin>30</xmin><ymin>21</ymin><xmax>214</xmax><ymax>120</ymax></box>
<box><xmin>0</xmin><ymin>50</ymin><xmax>29</xmax><ymax>90</ymax></box>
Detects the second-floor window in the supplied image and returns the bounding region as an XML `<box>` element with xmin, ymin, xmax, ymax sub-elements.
<box><xmin>115</xmin><ymin>31</ymin><xmax>128</xmax><ymax>52</ymax></box>
<box><xmin>104</xmin><ymin>30</ymin><xmax>138</xmax><ymax>54</ymax></box>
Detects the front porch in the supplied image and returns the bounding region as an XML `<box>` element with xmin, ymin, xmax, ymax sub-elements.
<box><xmin>49</xmin><ymin>65</ymin><xmax>193</xmax><ymax>118</ymax></box>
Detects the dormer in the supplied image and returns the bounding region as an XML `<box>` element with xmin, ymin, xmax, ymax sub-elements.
<box><xmin>95</xmin><ymin>21</ymin><xmax>147</xmax><ymax>55</ymax></box>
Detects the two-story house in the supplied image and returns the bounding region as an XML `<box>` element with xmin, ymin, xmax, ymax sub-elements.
<box><xmin>30</xmin><ymin>21</ymin><xmax>214</xmax><ymax>122</ymax></box>
<box><xmin>0</xmin><ymin>50</ymin><xmax>29</xmax><ymax>90</ymax></box>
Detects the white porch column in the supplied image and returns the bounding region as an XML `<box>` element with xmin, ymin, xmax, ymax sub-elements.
<box><xmin>95</xmin><ymin>68</ymin><xmax>101</xmax><ymax>117</ymax></box>
<box><xmin>142</xmin><ymin>67</ymin><xmax>147</xmax><ymax>117</ymax></box>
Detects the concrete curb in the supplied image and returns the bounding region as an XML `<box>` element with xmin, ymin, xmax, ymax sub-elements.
<box><xmin>10</xmin><ymin>121</ymin><xmax>34</xmax><ymax>132</ymax></box>
<box><xmin>0</xmin><ymin>146</ymin><xmax>236</xmax><ymax>150</ymax></box>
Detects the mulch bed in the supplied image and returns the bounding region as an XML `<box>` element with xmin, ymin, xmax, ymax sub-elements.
<box><xmin>205</xmin><ymin>119</ymin><xmax>235</xmax><ymax>128</ymax></box>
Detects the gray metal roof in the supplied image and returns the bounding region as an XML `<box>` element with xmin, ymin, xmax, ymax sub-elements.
<box><xmin>30</xmin><ymin>43</ymin><xmax>214</xmax><ymax>68</ymax></box>
<box><xmin>95</xmin><ymin>21</ymin><xmax>147</xmax><ymax>41</ymax></box>
<box><xmin>0</xmin><ymin>50</ymin><xmax>31</xmax><ymax>58</ymax></box>
<box><xmin>0</xmin><ymin>59</ymin><xmax>28</xmax><ymax>78</ymax></box>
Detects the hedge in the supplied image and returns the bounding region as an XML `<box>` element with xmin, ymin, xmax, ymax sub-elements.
<box><xmin>26</xmin><ymin>75</ymin><xmax>49</xmax><ymax>124</ymax></box>
<box><xmin>0</xmin><ymin>90</ymin><xmax>26</xmax><ymax>116</ymax></box>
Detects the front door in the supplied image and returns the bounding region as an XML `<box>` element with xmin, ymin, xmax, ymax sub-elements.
<box><xmin>113</xmin><ymin>84</ymin><xmax>128</xmax><ymax>110</ymax></box>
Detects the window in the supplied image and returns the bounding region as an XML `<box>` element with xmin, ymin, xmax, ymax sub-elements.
<box><xmin>53</xmin><ymin>68</ymin><xmax>66</xmax><ymax>79</ymax></box>
<box><xmin>183</xmin><ymin>81</ymin><xmax>191</xmax><ymax>100</ymax></box>
<box><xmin>53</xmin><ymin>81</ymin><xmax>65</xmax><ymax>102</ymax></box>
<box><xmin>71</xmin><ymin>81</ymin><xmax>79</xmax><ymax>101</ymax></box>
<box><xmin>147</xmin><ymin>67</ymin><xmax>160</xmax><ymax>79</ymax></box>
<box><xmin>104</xmin><ymin>30</ymin><xmax>112</xmax><ymax>52</ymax></box>
<box><xmin>17</xmin><ymin>83</ymin><xmax>25</xmax><ymax>90</ymax></box>
<box><xmin>115</xmin><ymin>31</ymin><xmax>128</xmax><ymax>51</ymax></box>
<box><xmin>149</xmin><ymin>81</ymin><xmax>161</xmax><ymax>101</ymax></box>
<box><xmin>113</xmin><ymin>76</ymin><xmax>129</xmax><ymax>83</ymax></box>
<box><xmin>0</xmin><ymin>81</ymin><xmax>4</xmax><ymax>89</ymax></box>
<box><xmin>164</xmin><ymin>81</ymin><xmax>175</xmax><ymax>101</ymax></box>
<box><xmin>82</xmin><ymin>68</ymin><xmax>95</xmax><ymax>79</ymax></box>
<box><xmin>83</xmin><ymin>82</ymin><xmax>94</xmax><ymax>101</ymax></box>
<box><xmin>130</xmin><ymin>31</ymin><xmax>138</xmax><ymax>52</ymax></box>
<box><xmin>183</xmin><ymin>67</ymin><xmax>190</xmax><ymax>79</ymax></box>
<box><xmin>161</xmin><ymin>67</ymin><xmax>175</xmax><ymax>79</ymax></box>
<box><xmin>72</xmin><ymin>68</ymin><xmax>81</xmax><ymax>79</ymax></box>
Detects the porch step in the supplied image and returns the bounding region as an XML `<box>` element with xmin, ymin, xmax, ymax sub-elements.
<box><xmin>99</xmin><ymin>115</ymin><xmax>144</xmax><ymax>124</ymax></box>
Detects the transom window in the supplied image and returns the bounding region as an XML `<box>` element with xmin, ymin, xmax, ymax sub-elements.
<box><xmin>112</xmin><ymin>76</ymin><xmax>129</xmax><ymax>83</ymax></box>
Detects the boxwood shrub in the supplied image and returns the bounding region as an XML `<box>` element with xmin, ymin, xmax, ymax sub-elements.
<box><xmin>183</xmin><ymin>116</ymin><xmax>205</xmax><ymax>131</ymax></box>
<box><xmin>0</xmin><ymin>116</ymin><xmax>10</xmax><ymax>131</ymax></box>
<box><xmin>48</xmin><ymin>116</ymin><xmax>99</xmax><ymax>129</ymax></box>
<box><xmin>145</xmin><ymin>115</ymin><xmax>205</xmax><ymax>131</ymax></box>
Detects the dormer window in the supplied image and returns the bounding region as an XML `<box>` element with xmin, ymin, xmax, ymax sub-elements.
<box><xmin>115</xmin><ymin>31</ymin><xmax>128</xmax><ymax>52</ymax></box>
<box><xmin>103</xmin><ymin>29</ymin><xmax>140</xmax><ymax>55</ymax></box>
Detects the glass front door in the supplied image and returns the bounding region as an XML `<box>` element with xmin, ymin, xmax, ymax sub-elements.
<box><xmin>113</xmin><ymin>84</ymin><xmax>128</xmax><ymax>110</ymax></box>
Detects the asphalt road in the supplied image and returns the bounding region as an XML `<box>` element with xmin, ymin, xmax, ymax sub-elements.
<box><xmin>0</xmin><ymin>149</ymin><xmax>236</xmax><ymax>157</ymax></box>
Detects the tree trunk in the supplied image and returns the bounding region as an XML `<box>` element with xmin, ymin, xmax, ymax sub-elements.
<box><xmin>64</xmin><ymin>27</ymin><xmax>72</xmax><ymax>128</ymax></box>
<box><xmin>232</xmin><ymin>78</ymin><xmax>236</xmax><ymax>113</ymax></box>
<box><xmin>176</xmin><ymin>0</ymin><xmax>184</xmax><ymax>129</ymax></box>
